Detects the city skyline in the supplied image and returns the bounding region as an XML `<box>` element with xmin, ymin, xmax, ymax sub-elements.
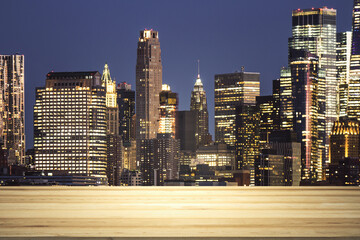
<box><xmin>0</xmin><ymin>0</ymin><xmax>353</xmax><ymax>149</ymax></box>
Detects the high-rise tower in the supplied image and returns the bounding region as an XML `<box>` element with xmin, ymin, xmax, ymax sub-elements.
<box><xmin>289</xmin><ymin>7</ymin><xmax>337</xmax><ymax>166</ymax></box>
<box><xmin>0</xmin><ymin>55</ymin><xmax>25</xmax><ymax>165</ymax></box>
<box><xmin>136</xmin><ymin>29</ymin><xmax>162</xmax><ymax>140</ymax></box>
<box><xmin>348</xmin><ymin>0</ymin><xmax>360</xmax><ymax>120</ymax></box>
<box><xmin>190</xmin><ymin>63</ymin><xmax>211</xmax><ymax>148</ymax></box>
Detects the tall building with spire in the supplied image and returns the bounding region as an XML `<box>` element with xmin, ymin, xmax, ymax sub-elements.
<box><xmin>348</xmin><ymin>0</ymin><xmax>360</xmax><ymax>120</ymax></box>
<box><xmin>0</xmin><ymin>55</ymin><xmax>25</xmax><ymax>166</ymax></box>
<box><xmin>190</xmin><ymin>62</ymin><xmax>211</xmax><ymax>148</ymax></box>
<box><xmin>136</xmin><ymin>29</ymin><xmax>162</xmax><ymax>140</ymax></box>
<box><xmin>101</xmin><ymin>64</ymin><xmax>122</xmax><ymax>186</ymax></box>
<box><xmin>289</xmin><ymin>7</ymin><xmax>337</xmax><ymax>167</ymax></box>
<box><xmin>136</xmin><ymin>29</ymin><xmax>162</xmax><ymax>185</ymax></box>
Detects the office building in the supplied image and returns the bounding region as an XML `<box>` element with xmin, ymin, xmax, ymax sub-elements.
<box><xmin>136</xmin><ymin>29</ymin><xmax>162</xmax><ymax>140</ymax></box>
<box><xmin>117</xmin><ymin>82</ymin><xmax>135</xmax><ymax>143</ymax></box>
<box><xmin>215</xmin><ymin>71</ymin><xmax>260</xmax><ymax>147</ymax></box>
<box><xmin>0</xmin><ymin>55</ymin><xmax>25</xmax><ymax>165</ymax></box>
<box><xmin>190</xmin><ymin>71</ymin><xmax>211</xmax><ymax>148</ymax></box>
<box><xmin>136</xmin><ymin>29</ymin><xmax>163</xmax><ymax>185</ymax></box>
<box><xmin>348</xmin><ymin>0</ymin><xmax>360</xmax><ymax>120</ymax></box>
<box><xmin>336</xmin><ymin>32</ymin><xmax>352</xmax><ymax>117</ymax></box>
<box><xmin>159</xmin><ymin>84</ymin><xmax>178</xmax><ymax>137</ymax></box>
<box><xmin>34</xmin><ymin>71</ymin><xmax>107</xmax><ymax>182</ymax></box>
<box><xmin>122</xmin><ymin>140</ymin><xmax>137</xmax><ymax>171</ymax></box>
<box><xmin>290</xmin><ymin>50</ymin><xmax>326</xmax><ymax>182</ymax></box>
<box><xmin>289</xmin><ymin>7</ymin><xmax>337</xmax><ymax>166</ymax></box>
<box><xmin>235</xmin><ymin>104</ymin><xmax>260</xmax><ymax>185</ymax></box>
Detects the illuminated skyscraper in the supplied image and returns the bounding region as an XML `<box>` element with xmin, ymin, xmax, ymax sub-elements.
<box><xmin>214</xmin><ymin>71</ymin><xmax>260</xmax><ymax>147</ymax></box>
<box><xmin>136</xmin><ymin>29</ymin><xmax>162</xmax><ymax>140</ymax></box>
<box><xmin>159</xmin><ymin>84</ymin><xmax>178</xmax><ymax>137</ymax></box>
<box><xmin>34</xmin><ymin>71</ymin><xmax>107</xmax><ymax>183</ymax></box>
<box><xmin>336</xmin><ymin>32</ymin><xmax>352</xmax><ymax>117</ymax></box>
<box><xmin>101</xmin><ymin>64</ymin><xmax>122</xmax><ymax>186</ymax></box>
<box><xmin>289</xmin><ymin>7</ymin><xmax>337</xmax><ymax>165</ymax></box>
<box><xmin>348</xmin><ymin>0</ymin><xmax>360</xmax><ymax>120</ymax></box>
<box><xmin>190</xmin><ymin>69</ymin><xmax>211</xmax><ymax>148</ymax></box>
<box><xmin>0</xmin><ymin>55</ymin><xmax>25</xmax><ymax>165</ymax></box>
<box><xmin>136</xmin><ymin>29</ymin><xmax>162</xmax><ymax>185</ymax></box>
<box><xmin>290</xmin><ymin>50</ymin><xmax>326</xmax><ymax>182</ymax></box>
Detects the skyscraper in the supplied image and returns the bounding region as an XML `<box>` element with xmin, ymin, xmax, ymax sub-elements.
<box><xmin>190</xmin><ymin>69</ymin><xmax>211</xmax><ymax>148</ymax></box>
<box><xmin>136</xmin><ymin>29</ymin><xmax>162</xmax><ymax>140</ymax></box>
<box><xmin>214</xmin><ymin>71</ymin><xmax>260</xmax><ymax>147</ymax></box>
<box><xmin>0</xmin><ymin>55</ymin><xmax>25</xmax><ymax>165</ymax></box>
<box><xmin>101</xmin><ymin>64</ymin><xmax>122</xmax><ymax>186</ymax></box>
<box><xmin>159</xmin><ymin>84</ymin><xmax>178</xmax><ymax>137</ymax></box>
<box><xmin>117</xmin><ymin>82</ymin><xmax>135</xmax><ymax>143</ymax></box>
<box><xmin>34</xmin><ymin>71</ymin><xmax>107</xmax><ymax>183</ymax></box>
<box><xmin>289</xmin><ymin>7</ymin><xmax>337</xmax><ymax>165</ymax></box>
<box><xmin>348</xmin><ymin>0</ymin><xmax>360</xmax><ymax>120</ymax></box>
<box><xmin>136</xmin><ymin>29</ymin><xmax>162</xmax><ymax>185</ymax></box>
<box><xmin>336</xmin><ymin>32</ymin><xmax>352</xmax><ymax>117</ymax></box>
<box><xmin>290</xmin><ymin>49</ymin><xmax>326</xmax><ymax>182</ymax></box>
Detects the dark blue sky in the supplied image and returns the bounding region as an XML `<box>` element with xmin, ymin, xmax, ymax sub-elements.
<box><xmin>0</xmin><ymin>0</ymin><xmax>353</xmax><ymax>149</ymax></box>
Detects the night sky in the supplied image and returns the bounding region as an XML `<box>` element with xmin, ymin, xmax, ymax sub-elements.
<box><xmin>0</xmin><ymin>0</ymin><xmax>353</xmax><ymax>149</ymax></box>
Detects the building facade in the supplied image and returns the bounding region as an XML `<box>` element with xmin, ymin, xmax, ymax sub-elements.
<box><xmin>0</xmin><ymin>55</ymin><xmax>25</xmax><ymax>165</ymax></box>
<box><xmin>214</xmin><ymin>71</ymin><xmax>260</xmax><ymax>147</ymax></box>
<box><xmin>34</xmin><ymin>71</ymin><xmax>107</xmax><ymax>183</ymax></box>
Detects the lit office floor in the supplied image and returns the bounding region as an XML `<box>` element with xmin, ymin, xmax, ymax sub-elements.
<box><xmin>0</xmin><ymin>186</ymin><xmax>359</xmax><ymax>239</ymax></box>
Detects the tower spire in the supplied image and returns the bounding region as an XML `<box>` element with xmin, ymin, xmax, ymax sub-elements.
<box><xmin>197</xmin><ymin>59</ymin><xmax>200</xmax><ymax>79</ymax></box>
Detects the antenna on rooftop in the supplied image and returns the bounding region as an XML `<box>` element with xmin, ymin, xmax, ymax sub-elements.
<box><xmin>197</xmin><ymin>59</ymin><xmax>200</xmax><ymax>78</ymax></box>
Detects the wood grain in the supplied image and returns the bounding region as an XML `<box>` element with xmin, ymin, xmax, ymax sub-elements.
<box><xmin>0</xmin><ymin>186</ymin><xmax>359</xmax><ymax>238</ymax></box>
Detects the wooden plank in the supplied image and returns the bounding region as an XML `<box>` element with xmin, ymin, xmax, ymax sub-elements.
<box><xmin>0</xmin><ymin>186</ymin><xmax>359</xmax><ymax>238</ymax></box>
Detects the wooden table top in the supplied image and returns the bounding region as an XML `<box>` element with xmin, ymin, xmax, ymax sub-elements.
<box><xmin>0</xmin><ymin>186</ymin><xmax>359</xmax><ymax>239</ymax></box>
